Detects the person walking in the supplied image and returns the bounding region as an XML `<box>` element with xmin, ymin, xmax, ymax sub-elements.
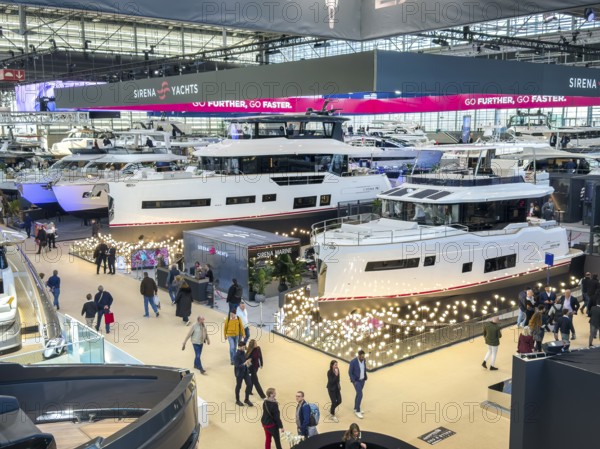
<box><xmin>234</xmin><ymin>340</ymin><xmax>253</xmax><ymax>407</ymax></box>
<box><xmin>261</xmin><ymin>388</ymin><xmax>284</xmax><ymax>449</ymax></box>
<box><xmin>94</xmin><ymin>285</ymin><xmax>113</xmax><ymax>333</ymax></box>
<box><xmin>91</xmin><ymin>219</ymin><xmax>101</xmax><ymax>237</ymax></box>
<box><xmin>343</xmin><ymin>423</ymin><xmax>367</xmax><ymax>449</ymax></box>
<box><xmin>81</xmin><ymin>293</ymin><xmax>97</xmax><ymax>328</ymax></box>
<box><xmin>588</xmin><ymin>297</ymin><xmax>600</xmax><ymax>348</ymax></box>
<box><xmin>554</xmin><ymin>309</ymin><xmax>576</xmax><ymax>350</ymax></box>
<box><xmin>46</xmin><ymin>270</ymin><xmax>61</xmax><ymax>310</ymax></box>
<box><xmin>205</xmin><ymin>264</ymin><xmax>215</xmax><ymax>308</ymax></box>
<box><xmin>236</xmin><ymin>302</ymin><xmax>250</xmax><ymax>344</ymax></box>
<box><xmin>24</xmin><ymin>213</ymin><xmax>33</xmax><ymax>238</ymax></box>
<box><xmin>35</xmin><ymin>225</ymin><xmax>47</xmax><ymax>254</ymax></box>
<box><xmin>140</xmin><ymin>271</ymin><xmax>159</xmax><ymax>318</ymax></box>
<box><xmin>529</xmin><ymin>306</ymin><xmax>545</xmax><ymax>352</ymax></box>
<box><xmin>295</xmin><ymin>391</ymin><xmax>312</xmax><ymax>438</ymax></box>
<box><xmin>327</xmin><ymin>359</ymin><xmax>342</xmax><ymax>422</ymax></box>
<box><xmin>167</xmin><ymin>264</ymin><xmax>180</xmax><ymax>304</ymax></box>
<box><xmin>107</xmin><ymin>246</ymin><xmax>116</xmax><ymax>275</ymax></box>
<box><xmin>224</xmin><ymin>312</ymin><xmax>245</xmax><ymax>364</ymax></box>
<box><xmin>182</xmin><ymin>315</ymin><xmax>210</xmax><ymax>374</ymax></box>
<box><xmin>482</xmin><ymin>316</ymin><xmax>502</xmax><ymax>370</ymax></box>
<box><xmin>349</xmin><ymin>350</ymin><xmax>367</xmax><ymax>419</ymax></box>
<box><xmin>227</xmin><ymin>278</ymin><xmax>243</xmax><ymax>314</ymax></box>
<box><xmin>46</xmin><ymin>222</ymin><xmax>57</xmax><ymax>249</ymax></box>
<box><xmin>246</xmin><ymin>339</ymin><xmax>266</xmax><ymax>399</ymax></box>
<box><xmin>175</xmin><ymin>280</ymin><xmax>193</xmax><ymax>325</ymax></box>
<box><xmin>94</xmin><ymin>241</ymin><xmax>108</xmax><ymax>274</ymax></box>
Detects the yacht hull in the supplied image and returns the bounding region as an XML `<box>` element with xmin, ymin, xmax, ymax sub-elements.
<box><xmin>314</xmin><ymin>222</ymin><xmax>585</xmax><ymax>316</ymax></box>
<box><xmin>52</xmin><ymin>183</ymin><xmax>109</xmax><ymax>219</ymax></box>
<box><xmin>17</xmin><ymin>182</ymin><xmax>59</xmax><ymax>209</ymax></box>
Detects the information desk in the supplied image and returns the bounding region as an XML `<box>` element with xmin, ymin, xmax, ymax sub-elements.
<box><xmin>156</xmin><ymin>267</ymin><xmax>209</xmax><ymax>303</ymax></box>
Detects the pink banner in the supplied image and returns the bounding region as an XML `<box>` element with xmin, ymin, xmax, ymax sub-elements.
<box><xmin>92</xmin><ymin>93</ymin><xmax>600</xmax><ymax>114</ymax></box>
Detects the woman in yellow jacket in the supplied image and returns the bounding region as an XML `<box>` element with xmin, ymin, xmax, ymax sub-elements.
<box><xmin>224</xmin><ymin>312</ymin><xmax>246</xmax><ymax>364</ymax></box>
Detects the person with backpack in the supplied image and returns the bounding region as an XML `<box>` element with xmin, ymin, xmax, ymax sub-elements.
<box><xmin>227</xmin><ymin>278</ymin><xmax>243</xmax><ymax>314</ymax></box>
<box><xmin>261</xmin><ymin>387</ymin><xmax>284</xmax><ymax>449</ymax></box>
<box><xmin>295</xmin><ymin>391</ymin><xmax>318</xmax><ymax>437</ymax></box>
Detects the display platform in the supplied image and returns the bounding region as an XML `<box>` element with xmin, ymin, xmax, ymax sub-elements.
<box><xmin>294</xmin><ymin>430</ymin><xmax>418</xmax><ymax>449</ymax></box>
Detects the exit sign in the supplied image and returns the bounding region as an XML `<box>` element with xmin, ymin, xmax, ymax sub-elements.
<box><xmin>0</xmin><ymin>69</ymin><xmax>25</xmax><ymax>81</ymax></box>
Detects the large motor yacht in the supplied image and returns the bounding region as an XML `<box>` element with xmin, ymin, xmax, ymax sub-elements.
<box><xmin>311</xmin><ymin>171</ymin><xmax>584</xmax><ymax>316</ymax></box>
<box><xmin>89</xmin><ymin>114</ymin><xmax>392</xmax><ymax>241</ymax></box>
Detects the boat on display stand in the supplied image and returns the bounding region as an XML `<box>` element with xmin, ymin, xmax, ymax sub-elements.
<box><xmin>0</xmin><ymin>229</ymin><xmax>27</xmax><ymax>353</ymax></box>
<box><xmin>88</xmin><ymin>113</ymin><xmax>392</xmax><ymax>242</ymax></box>
<box><xmin>311</xmin><ymin>161</ymin><xmax>585</xmax><ymax>317</ymax></box>
<box><xmin>51</xmin><ymin>152</ymin><xmax>187</xmax><ymax>219</ymax></box>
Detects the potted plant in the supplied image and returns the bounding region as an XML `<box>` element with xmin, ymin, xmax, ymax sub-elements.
<box><xmin>273</xmin><ymin>254</ymin><xmax>304</xmax><ymax>289</ymax></box>
<box><xmin>249</xmin><ymin>260</ymin><xmax>273</xmax><ymax>302</ymax></box>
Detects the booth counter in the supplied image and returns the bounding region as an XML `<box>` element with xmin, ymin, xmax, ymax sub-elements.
<box><xmin>156</xmin><ymin>267</ymin><xmax>209</xmax><ymax>303</ymax></box>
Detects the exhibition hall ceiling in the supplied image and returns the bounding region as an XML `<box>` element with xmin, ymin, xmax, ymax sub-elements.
<box><xmin>11</xmin><ymin>1</ymin><xmax>600</xmax><ymax>41</ymax></box>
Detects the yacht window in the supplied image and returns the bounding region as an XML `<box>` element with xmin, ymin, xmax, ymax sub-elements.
<box><xmin>226</xmin><ymin>195</ymin><xmax>256</xmax><ymax>205</ymax></box>
<box><xmin>462</xmin><ymin>262</ymin><xmax>472</xmax><ymax>273</ymax></box>
<box><xmin>320</xmin><ymin>195</ymin><xmax>331</xmax><ymax>206</ymax></box>
<box><xmin>329</xmin><ymin>154</ymin><xmax>347</xmax><ymax>175</ymax></box>
<box><xmin>262</xmin><ymin>194</ymin><xmax>277</xmax><ymax>202</ymax></box>
<box><xmin>293</xmin><ymin>196</ymin><xmax>317</xmax><ymax>209</ymax></box>
<box><xmin>258</xmin><ymin>122</ymin><xmax>287</xmax><ymax>136</ymax></box>
<box><xmin>302</xmin><ymin>121</ymin><xmax>325</xmax><ymax>137</ymax></box>
<box><xmin>142</xmin><ymin>199</ymin><xmax>211</xmax><ymax>209</ymax></box>
<box><xmin>365</xmin><ymin>258</ymin><xmax>420</xmax><ymax>272</ymax></box>
<box><xmin>484</xmin><ymin>254</ymin><xmax>516</xmax><ymax>273</ymax></box>
<box><xmin>424</xmin><ymin>256</ymin><xmax>436</xmax><ymax>266</ymax></box>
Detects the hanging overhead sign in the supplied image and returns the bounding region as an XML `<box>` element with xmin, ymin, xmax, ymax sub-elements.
<box><xmin>0</xmin><ymin>69</ymin><xmax>25</xmax><ymax>82</ymax></box>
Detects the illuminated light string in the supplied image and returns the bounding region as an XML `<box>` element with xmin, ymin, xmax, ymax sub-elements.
<box><xmin>70</xmin><ymin>233</ymin><xmax>183</xmax><ymax>271</ymax></box>
<box><xmin>277</xmin><ymin>276</ymin><xmax>579</xmax><ymax>367</ymax></box>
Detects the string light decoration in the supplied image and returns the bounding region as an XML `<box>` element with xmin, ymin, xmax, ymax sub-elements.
<box><xmin>70</xmin><ymin>233</ymin><xmax>184</xmax><ymax>272</ymax></box>
<box><xmin>276</xmin><ymin>276</ymin><xmax>580</xmax><ymax>370</ymax></box>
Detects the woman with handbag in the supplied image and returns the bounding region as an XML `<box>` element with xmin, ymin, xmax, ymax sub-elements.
<box><xmin>246</xmin><ymin>339</ymin><xmax>266</xmax><ymax>399</ymax></box>
<box><xmin>182</xmin><ymin>316</ymin><xmax>210</xmax><ymax>374</ymax></box>
<box><xmin>326</xmin><ymin>359</ymin><xmax>342</xmax><ymax>422</ymax></box>
<box><xmin>261</xmin><ymin>387</ymin><xmax>284</xmax><ymax>449</ymax></box>
<box><xmin>175</xmin><ymin>281</ymin><xmax>193</xmax><ymax>326</ymax></box>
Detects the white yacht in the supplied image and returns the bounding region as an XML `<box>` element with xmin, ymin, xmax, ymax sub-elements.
<box><xmin>0</xmin><ymin>229</ymin><xmax>26</xmax><ymax>352</ymax></box>
<box><xmin>52</xmin><ymin>152</ymin><xmax>186</xmax><ymax>219</ymax></box>
<box><xmin>311</xmin><ymin>172</ymin><xmax>584</xmax><ymax>315</ymax></box>
<box><xmin>90</xmin><ymin>114</ymin><xmax>392</xmax><ymax>241</ymax></box>
<box><xmin>50</xmin><ymin>127</ymin><xmax>115</xmax><ymax>156</ymax></box>
<box><xmin>507</xmin><ymin>110</ymin><xmax>600</xmax><ymax>148</ymax></box>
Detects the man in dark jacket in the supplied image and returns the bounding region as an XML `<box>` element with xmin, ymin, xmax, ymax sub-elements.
<box><xmin>140</xmin><ymin>271</ymin><xmax>159</xmax><ymax>317</ymax></box>
<box><xmin>554</xmin><ymin>309</ymin><xmax>575</xmax><ymax>349</ymax></box>
<box><xmin>35</xmin><ymin>226</ymin><xmax>47</xmax><ymax>254</ymax></box>
<box><xmin>46</xmin><ymin>270</ymin><xmax>61</xmax><ymax>310</ymax></box>
<box><xmin>233</xmin><ymin>341</ymin><xmax>253</xmax><ymax>407</ymax></box>
<box><xmin>94</xmin><ymin>242</ymin><xmax>108</xmax><ymax>274</ymax></box>
<box><xmin>107</xmin><ymin>246</ymin><xmax>116</xmax><ymax>275</ymax></box>
<box><xmin>588</xmin><ymin>298</ymin><xmax>600</xmax><ymax>348</ymax></box>
<box><xmin>580</xmin><ymin>272</ymin><xmax>592</xmax><ymax>314</ymax></box>
<box><xmin>295</xmin><ymin>391</ymin><xmax>311</xmax><ymax>438</ymax></box>
<box><xmin>482</xmin><ymin>316</ymin><xmax>502</xmax><ymax>371</ymax></box>
<box><xmin>81</xmin><ymin>293</ymin><xmax>98</xmax><ymax>328</ymax></box>
<box><xmin>167</xmin><ymin>264</ymin><xmax>180</xmax><ymax>304</ymax></box>
<box><xmin>24</xmin><ymin>214</ymin><xmax>33</xmax><ymax>238</ymax></box>
<box><xmin>227</xmin><ymin>278</ymin><xmax>242</xmax><ymax>314</ymax></box>
<box><xmin>540</xmin><ymin>285</ymin><xmax>557</xmax><ymax>312</ymax></box>
<box><xmin>94</xmin><ymin>285</ymin><xmax>114</xmax><ymax>333</ymax></box>
<box><xmin>349</xmin><ymin>350</ymin><xmax>368</xmax><ymax>419</ymax></box>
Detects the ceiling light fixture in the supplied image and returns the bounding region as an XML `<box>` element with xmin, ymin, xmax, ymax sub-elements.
<box><xmin>585</xmin><ymin>8</ymin><xmax>596</xmax><ymax>22</ymax></box>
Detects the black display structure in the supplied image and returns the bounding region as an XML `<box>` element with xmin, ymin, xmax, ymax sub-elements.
<box><xmin>293</xmin><ymin>430</ymin><xmax>418</xmax><ymax>449</ymax></box>
<box><xmin>183</xmin><ymin>225</ymin><xmax>300</xmax><ymax>298</ymax></box>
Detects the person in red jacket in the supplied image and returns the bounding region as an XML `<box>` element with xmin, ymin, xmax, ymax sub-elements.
<box><xmin>517</xmin><ymin>326</ymin><xmax>535</xmax><ymax>354</ymax></box>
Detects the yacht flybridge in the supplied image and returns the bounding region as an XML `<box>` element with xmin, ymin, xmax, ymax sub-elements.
<box><xmin>90</xmin><ymin>114</ymin><xmax>392</xmax><ymax>241</ymax></box>
<box><xmin>311</xmin><ymin>172</ymin><xmax>584</xmax><ymax>315</ymax></box>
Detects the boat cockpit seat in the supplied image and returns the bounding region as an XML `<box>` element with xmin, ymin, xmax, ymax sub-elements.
<box><xmin>0</xmin><ymin>395</ymin><xmax>56</xmax><ymax>449</ymax></box>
